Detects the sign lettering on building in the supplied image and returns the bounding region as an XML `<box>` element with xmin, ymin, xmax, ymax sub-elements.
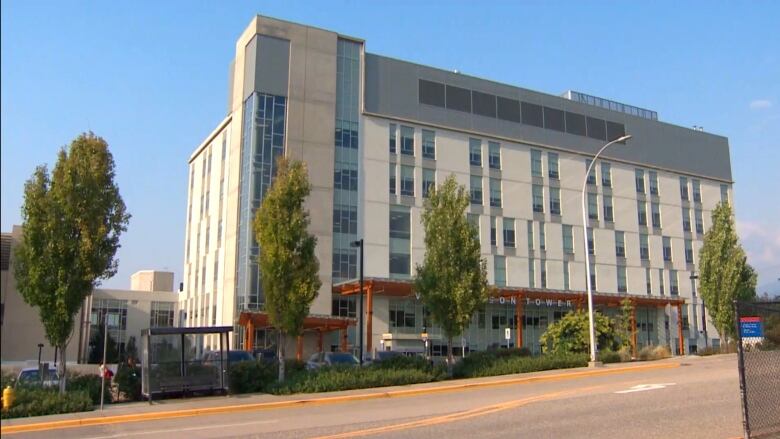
<box><xmin>488</xmin><ymin>297</ymin><xmax>573</xmax><ymax>308</ymax></box>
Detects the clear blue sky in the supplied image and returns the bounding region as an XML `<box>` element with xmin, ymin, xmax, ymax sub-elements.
<box><xmin>2</xmin><ymin>1</ymin><xmax>779</xmax><ymax>290</ymax></box>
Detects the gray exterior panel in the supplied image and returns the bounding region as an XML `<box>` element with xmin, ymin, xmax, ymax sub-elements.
<box><xmin>243</xmin><ymin>35</ymin><xmax>290</xmax><ymax>100</ymax></box>
<box><xmin>365</xmin><ymin>54</ymin><xmax>732</xmax><ymax>181</ymax></box>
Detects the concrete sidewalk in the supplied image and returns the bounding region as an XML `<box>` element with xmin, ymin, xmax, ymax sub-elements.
<box><xmin>1</xmin><ymin>358</ymin><xmax>684</xmax><ymax>434</ymax></box>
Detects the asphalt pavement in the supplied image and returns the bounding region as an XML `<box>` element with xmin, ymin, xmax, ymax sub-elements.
<box><xmin>1</xmin><ymin>355</ymin><xmax>745</xmax><ymax>439</ymax></box>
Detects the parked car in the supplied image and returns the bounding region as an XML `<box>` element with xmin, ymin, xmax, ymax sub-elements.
<box><xmin>201</xmin><ymin>350</ymin><xmax>255</xmax><ymax>366</ymax></box>
<box><xmin>305</xmin><ymin>352</ymin><xmax>360</xmax><ymax>370</ymax></box>
<box><xmin>15</xmin><ymin>367</ymin><xmax>59</xmax><ymax>388</ymax></box>
<box><xmin>253</xmin><ymin>348</ymin><xmax>278</xmax><ymax>363</ymax></box>
<box><xmin>371</xmin><ymin>350</ymin><xmax>404</xmax><ymax>364</ymax></box>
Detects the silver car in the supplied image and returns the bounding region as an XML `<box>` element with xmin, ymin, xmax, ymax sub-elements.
<box><xmin>305</xmin><ymin>352</ymin><xmax>360</xmax><ymax>370</ymax></box>
<box><xmin>16</xmin><ymin>367</ymin><xmax>59</xmax><ymax>388</ymax></box>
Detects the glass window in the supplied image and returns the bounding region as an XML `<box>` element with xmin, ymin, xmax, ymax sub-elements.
<box><xmin>617</xmin><ymin>266</ymin><xmax>627</xmax><ymax>293</ymax></box>
<box><xmin>400</xmin><ymin>165</ymin><xmax>414</xmax><ymax>196</ymax></box>
<box><xmin>528</xmin><ymin>259</ymin><xmax>535</xmax><ymax>288</ymax></box>
<box><xmin>651</xmin><ymin>202</ymin><xmax>662</xmax><ymax>228</ymax></box>
<box><xmin>469</xmin><ymin>138</ymin><xmax>482</xmax><ymax>166</ymax></box>
<box><xmin>532</xmin><ymin>185</ymin><xmax>544</xmax><ymax>213</ymax></box>
<box><xmin>489</xmin><ymin>178</ymin><xmax>502</xmax><ymax>207</ymax></box>
<box><xmin>422</xmin><ymin>168</ymin><xmax>435</xmax><ymax>198</ymax></box>
<box><xmin>601</xmin><ymin>162</ymin><xmax>612</xmax><ymax>187</ymax></box>
<box><xmin>539</xmin><ymin>222</ymin><xmax>546</xmax><ymax>250</ymax></box>
<box><xmin>635</xmin><ymin>169</ymin><xmax>645</xmax><ymax>194</ymax></box>
<box><xmin>685</xmin><ymin>239</ymin><xmax>694</xmax><ymax>264</ymax></box>
<box><xmin>548</xmin><ymin>152</ymin><xmax>559</xmax><ymax>179</ymax></box>
<box><xmin>494</xmin><ymin>256</ymin><xmax>506</xmax><ymax>287</ymax></box>
<box><xmin>550</xmin><ymin>187</ymin><xmax>561</xmax><ymax>215</ymax></box>
<box><xmin>527</xmin><ymin>220</ymin><xmax>534</xmax><ymax>250</ymax></box>
<box><xmin>649</xmin><ymin>171</ymin><xmax>659</xmax><ymax>195</ymax></box>
<box><xmin>422</xmin><ymin>129</ymin><xmax>436</xmax><ymax>159</ymax></box>
<box><xmin>488</xmin><ymin>141</ymin><xmax>501</xmax><ymax>169</ymax></box>
<box><xmin>640</xmin><ymin>233</ymin><xmax>649</xmax><ymax>260</ymax></box>
<box><xmin>604</xmin><ymin>195</ymin><xmax>614</xmax><ymax>222</ymax></box>
<box><xmin>695</xmin><ymin>209</ymin><xmax>704</xmax><ymax>234</ymax></box>
<box><xmin>692</xmin><ymin>179</ymin><xmax>701</xmax><ymax>202</ymax></box>
<box><xmin>615</xmin><ymin>231</ymin><xmax>625</xmax><ymax>258</ymax></box>
<box><xmin>467</xmin><ymin>213</ymin><xmax>480</xmax><ymax>235</ymax></box>
<box><xmin>588</xmin><ymin>193</ymin><xmax>598</xmax><ymax>220</ymax></box>
<box><xmin>682</xmin><ymin>207</ymin><xmax>691</xmax><ymax>232</ymax></box>
<box><xmin>541</xmin><ymin>260</ymin><xmax>547</xmax><ymax>288</ymax></box>
<box><xmin>670</xmin><ymin>270</ymin><xmax>679</xmax><ymax>295</ymax></box>
<box><xmin>637</xmin><ymin>201</ymin><xmax>648</xmax><ymax>226</ymax></box>
<box><xmin>680</xmin><ymin>176</ymin><xmax>689</xmax><ymax>200</ymax></box>
<box><xmin>563</xmin><ymin>261</ymin><xmax>570</xmax><ymax>290</ymax></box>
<box><xmin>334</xmin><ymin>168</ymin><xmax>358</xmax><ymax>191</ymax></box>
<box><xmin>333</xmin><ymin>205</ymin><xmax>357</xmax><ymax>234</ymax></box>
<box><xmin>389</xmin><ymin>206</ymin><xmax>411</xmax><ymax>277</ymax></box>
<box><xmin>503</xmin><ymin>218</ymin><xmax>515</xmax><ymax>248</ymax></box>
<box><xmin>151</xmin><ymin>302</ymin><xmax>175</xmax><ymax>328</ymax></box>
<box><xmin>531</xmin><ymin>149</ymin><xmax>542</xmax><ymax>177</ymax></box>
<box><xmin>562</xmin><ymin>225</ymin><xmax>574</xmax><ymax>254</ymax></box>
<box><xmin>659</xmin><ymin>269</ymin><xmax>665</xmax><ymax>295</ymax></box>
<box><xmin>400</xmin><ymin>126</ymin><xmax>414</xmax><ymax>155</ymax></box>
<box><xmin>389</xmin><ymin>164</ymin><xmax>396</xmax><ymax>195</ymax></box>
<box><xmin>589</xmin><ymin>264</ymin><xmax>597</xmax><ymax>291</ymax></box>
<box><xmin>490</xmin><ymin>216</ymin><xmax>497</xmax><ymax>246</ymax></box>
<box><xmin>720</xmin><ymin>184</ymin><xmax>729</xmax><ymax>203</ymax></box>
<box><xmin>389</xmin><ymin>123</ymin><xmax>397</xmax><ymax>154</ymax></box>
<box><xmin>587</xmin><ymin>228</ymin><xmax>595</xmax><ymax>255</ymax></box>
<box><xmin>663</xmin><ymin>236</ymin><xmax>672</xmax><ymax>262</ymax></box>
<box><xmin>586</xmin><ymin>160</ymin><xmax>597</xmax><ymax>185</ymax></box>
<box><xmin>646</xmin><ymin>268</ymin><xmax>652</xmax><ymax>295</ymax></box>
<box><xmin>470</xmin><ymin>175</ymin><xmax>482</xmax><ymax>205</ymax></box>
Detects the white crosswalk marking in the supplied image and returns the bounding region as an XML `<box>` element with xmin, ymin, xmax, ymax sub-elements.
<box><xmin>615</xmin><ymin>383</ymin><xmax>677</xmax><ymax>394</ymax></box>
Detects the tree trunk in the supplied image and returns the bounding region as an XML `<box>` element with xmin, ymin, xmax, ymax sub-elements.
<box><xmin>58</xmin><ymin>343</ymin><xmax>67</xmax><ymax>395</ymax></box>
<box><xmin>278</xmin><ymin>331</ymin><xmax>286</xmax><ymax>383</ymax></box>
<box><xmin>447</xmin><ymin>335</ymin><xmax>454</xmax><ymax>377</ymax></box>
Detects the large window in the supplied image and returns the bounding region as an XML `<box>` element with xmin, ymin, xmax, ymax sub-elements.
<box><xmin>695</xmin><ymin>209</ymin><xmax>704</xmax><ymax>234</ymax></box>
<box><xmin>401</xmin><ymin>126</ymin><xmax>414</xmax><ymax>155</ymax></box>
<box><xmin>400</xmin><ymin>165</ymin><xmax>415</xmax><ymax>196</ymax></box>
<box><xmin>685</xmin><ymin>239</ymin><xmax>694</xmax><ymax>264</ymax></box>
<box><xmin>389</xmin><ymin>206</ymin><xmax>411</xmax><ymax>277</ymax></box>
<box><xmin>389</xmin><ymin>123</ymin><xmax>397</xmax><ymax>154</ymax></box>
<box><xmin>649</xmin><ymin>171</ymin><xmax>659</xmax><ymax>195</ymax></box>
<box><xmin>651</xmin><ymin>202</ymin><xmax>662</xmax><ymax>228</ymax></box>
<box><xmin>488</xmin><ymin>141</ymin><xmax>501</xmax><ymax>169</ymax></box>
<box><xmin>422</xmin><ymin>129</ymin><xmax>436</xmax><ymax>159</ymax></box>
<box><xmin>601</xmin><ymin>162</ymin><xmax>612</xmax><ymax>187</ymax></box>
<box><xmin>532</xmin><ymin>185</ymin><xmax>544</xmax><ymax>213</ymax></box>
<box><xmin>503</xmin><ymin>218</ymin><xmax>516</xmax><ymax>248</ymax></box>
<box><xmin>151</xmin><ymin>302</ymin><xmax>175</xmax><ymax>328</ymax></box>
<box><xmin>587</xmin><ymin>228</ymin><xmax>595</xmax><ymax>255</ymax></box>
<box><xmin>539</xmin><ymin>222</ymin><xmax>546</xmax><ymax>250</ymax></box>
<box><xmin>389</xmin><ymin>301</ymin><xmax>416</xmax><ymax>329</ymax></box>
<box><xmin>389</xmin><ymin>164</ymin><xmax>396</xmax><ymax>195</ymax></box>
<box><xmin>334</xmin><ymin>168</ymin><xmax>358</xmax><ymax>191</ymax></box>
<box><xmin>637</xmin><ymin>201</ymin><xmax>648</xmax><ymax>226</ymax></box>
<box><xmin>333</xmin><ymin>205</ymin><xmax>357</xmax><ymax>235</ymax></box>
<box><xmin>470</xmin><ymin>175</ymin><xmax>483</xmax><ymax>205</ymax></box>
<box><xmin>531</xmin><ymin>149</ymin><xmax>542</xmax><ymax>177</ymax></box>
<box><xmin>617</xmin><ymin>266</ymin><xmax>627</xmax><ymax>293</ymax></box>
<box><xmin>692</xmin><ymin>179</ymin><xmax>701</xmax><ymax>203</ymax></box>
<box><xmin>548</xmin><ymin>152</ymin><xmax>559</xmax><ymax>179</ymax></box>
<box><xmin>422</xmin><ymin>168</ymin><xmax>435</xmax><ymax>198</ymax></box>
<box><xmin>635</xmin><ymin>169</ymin><xmax>645</xmax><ymax>194</ymax></box>
<box><xmin>670</xmin><ymin>270</ymin><xmax>679</xmax><ymax>295</ymax></box>
<box><xmin>615</xmin><ymin>231</ymin><xmax>626</xmax><ymax>258</ymax></box>
<box><xmin>680</xmin><ymin>176</ymin><xmax>689</xmax><ymax>200</ymax></box>
<box><xmin>604</xmin><ymin>195</ymin><xmax>614</xmax><ymax>222</ymax></box>
<box><xmin>527</xmin><ymin>220</ymin><xmax>534</xmax><ymax>250</ymax></box>
<box><xmin>586</xmin><ymin>160</ymin><xmax>596</xmax><ymax>185</ymax></box>
<box><xmin>640</xmin><ymin>234</ymin><xmax>649</xmax><ymax>260</ymax></box>
<box><xmin>494</xmin><ymin>255</ymin><xmax>506</xmax><ymax>287</ymax></box>
<box><xmin>90</xmin><ymin>299</ymin><xmax>129</xmax><ymax>349</ymax></box>
<box><xmin>469</xmin><ymin>138</ymin><xmax>482</xmax><ymax>166</ymax></box>
<box><xmin>489</xmin><ymin>178</ymin><xmax>502</xmax><ymax>207</ymax></box>
<box><xmin>681</xmin><ymin>207</ymin><xmax>691</xmax><ymax>232</ymax></box>
<box><xmin>663</xmin><ymin>237</ymin><xmax>673</xmax><ymax>262</ymax></box>
<box><xmin>588</xmin><ymin>193</ymin><xmax>598</xmax><ymax>220</ymax></box>
<box><xmin>332</xmin><ymin>296</ymin><xmax>356</xmax><ymax>318</ymax></box>
<box><xmin>490</xmin><ymin>216</ymin><xmax>497</xmax><ymax>246</ymax></box>
<box><xmin>562</xmin><ymin>225</ymin><xmax>574</xmax><ymax>254</ymax></box>
<box><xmin>550</xmin><ymin>187</ymin><xmax>561</xmax><ymax>215</ymax></box>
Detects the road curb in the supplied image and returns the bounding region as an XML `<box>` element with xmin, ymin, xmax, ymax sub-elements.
<box><xmin>1</xmin><ymin>361</ymin><xmax>680</xmax><ymax>434</ymax></box>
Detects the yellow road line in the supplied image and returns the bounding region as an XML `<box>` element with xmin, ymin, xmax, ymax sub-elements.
<box><xmin>1</xmin><ymin>362</ymin><xmax>679</xmax><ymax>435</ymax></box>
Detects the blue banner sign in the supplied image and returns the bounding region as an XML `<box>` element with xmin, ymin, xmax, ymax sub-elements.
<box><xmin>739</xmin><ymin>317</ymin><xmax>763</xmax><ymax>338</ymax></box>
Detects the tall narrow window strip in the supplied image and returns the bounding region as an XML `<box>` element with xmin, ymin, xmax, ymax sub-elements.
<box><xmin>680</xmin><ymin>176</ymin><xmax>689</xmax><ymax>200</ymax></box>
<box><xmin>695</xmin><ymin>209</ymin><xmax>704</xmax><ymax>234</ymax></box>
<box><xmin>490</xmin><ymin>216</ymin><xmax>497</xmax><ymax>246</ymax></box>
<box><xmin>470</xmin><ymin>175</ymin><xmax>483</xmax><ymax>205</ymax></box>
<box><xmin>469</xmin><ymin>138</ymin><xmax>482</xmax><ymax>166</ymax></box>
<box><xmin>389</xmin><ymin>123</ymin><xmax>397</xmax><ymax>154</ymax></box>
<box><xmin>682</xmin><ymin>207</ymin><xmax>691</xmax><ymax>232</ymax></box>
<box><xmin>550</xmin><ymin>187</ymin><xmax>561</xmax><ymax>215</ymax></box>
<box><xmin>528</xmin><ymin>259</ymin><xmax>535</xmax><ymax>288</ymax></box>
<box><xmin>527</xmin><ymin>220</ymin><xmax>534</xmax><ymax>251</ymax></box>
<box><xmin>663</xmin><ymin>236</ymin><xmax>672</xmax><ymax>262</ymax></box>
<box><xmin>617</xmin><ymin>266</ymin><xmax>627</xmax><ymax>293</ymax></box>
<box><xmin>532</xmin><ymin>185</ymin><xmax>544</xmax><ymax>213</ymax></box>
<box><xmin>548</xmin><ymin>152</ymin><xmax>559</xmax><ymax>179</ymax></box>
<box><xmin>562</xmin><ymin>225</ymin><xmax>574</xmax><ymax>254</ymax></box>
<box><xmin>635</xmin><ymin>169</ymin><xmax>645</xmax><ymax>194</ymax></box>
<box><xmin>651</xmin><ymin>202</ymin><xmax>662</xmax><ymax>228</ymax></box>
<box><xmin>563</xmin><ymin>261</ymin><xmax>570</xmax><ymax>290</ymax></box>
<box><xmin>586</xmin><ymin>159</ymin><xmax>596</xmax><ymax>185</ymax></box>
<box><xmin>400</xmin><ymin>165</ymin><xmax>414</xmax><ymax>196</ymax></box>
<box><xmin>637</xmin><ymin>201</ymin><xmax>648</xmax><ymax>226</ymax></box>
<box><xmin>531</xmin><ymin>149</ymin><xmax>542</xmax><ymax>177</ymax></box>
<box><xmin>494</xmin><ymin>255</ymin><xmax>507</xmax><ymax>287</ymax></box>
<box><xmin>503</xmin><ymin>218</ymin><xmax>516</xmax><ymax>248</ymax></box>
<box><xmin>422</xmin><ymin>168</ymin><xmax>435</xmax><ymax>198</ymax></box>
<box><xmin>389</xmin><ymin>164</ymin><xmax>396</xmax><ymax>195</ymax></box>
<box><xmin>692</xmin><ymin>179</ymin><xmax>701</xmax><ymax>203</ymax></box>
<box><xmin>587</xmin><ymin>228</ymin><xmax>595</xmax><ymax>255</ymax></box>
<box><xmin>615</xmin><ymin>231</ymin><xmax>626</xmax><ymax>258</ymax></box>
<box><xmin>488</xmin><ymin>141</ymin><xmax>501</xmax><ymax>169</ymax></box>
<box><xmin>640</xmin><ymin>234</ymin><xmax>649</xmax><ymax>260</ymax></box>
<box><xmin>588</xmin><ymin>193</ymin><xmax>598</xmax><ymax>220</ymax></box>
<box><xmin>401</xmin><ymin>126</ymin><xmax>414</xmax><ymax>156</ymax></box>
<box><xmin>649</xmin><ymin>171</ymin><xmax>659</xmax><ymax>195</ymax></box>
<box><xmin>489</xmin><ymin>178</ymin><xmax>502</xmax><ymax>207</ymax></box>
<box><xmin>685</xmin><ymin>239</ymin><xmax>694</xmax><ymax>264</ymax></box>
<box><xmin>601</xmin><ymin>162</ymin><xmax>612</xmax><ymax>187</ymax></box>
<box><xmin>604</xmin><ymin>195</ymin><xmax>614</xmax><ymax>222</ymax></box>
<box><xmin>422</xmin><ymin>129</ymin><xmax>436</xmax><ymax>159</ymax></box>
<box><xmin>539</xmin><ymin>222</ymin><xmax>546</xmax><ymax>250</ymax></box>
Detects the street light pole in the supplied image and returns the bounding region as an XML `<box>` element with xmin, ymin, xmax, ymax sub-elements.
<box><xmin>582</xmin><ymin>135</ymin><xmax>632</xmax><ymax>367</ymax></box>
<box><xmin>351</xmin><ymin>239</ymin><xmax>365</xmax><ymax>365</ymax></box>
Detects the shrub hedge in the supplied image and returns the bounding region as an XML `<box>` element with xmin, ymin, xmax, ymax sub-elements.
<box><xmin>453</xmin><ymin>352</ymin><xmax>588</xmax><ymax>378</ymax></box>
<box><xmin>68</xmin><ymin>373</ymin><xmax>112</xmax><ymax>405</ymax></box>
<box><xmin>268</xmin><ymin>366</ymin><xmax>436</xmax><ymax>395</ymax></box>
<box><xmin>638</xmin><ymin>345</ymin><xmax>672</xmax><ymax>361</ymax></box>
<box><xmin>114</xmin><ymin>365</ymin><xmax>143</xmax><ymax>401</ymax></box>
<box><xmin>0</xmin><ymin>388</ymin><xmax>93</xmax><ymax>419</ymax></box>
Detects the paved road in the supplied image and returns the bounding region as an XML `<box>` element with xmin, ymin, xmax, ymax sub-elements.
<box><xmin>6</xmin><ymin>355</ymin><xmax>743</xmax><ymax>439</ymax></box>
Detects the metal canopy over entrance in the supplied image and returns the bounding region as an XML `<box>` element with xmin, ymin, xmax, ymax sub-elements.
<box><xmin>237</xmin><ymin>312</ymin><xmax>356</xmax><ymax>360</ymax></box>
<box><xmin>333</xmin><ymin>277</ymin><xmax>686</xmax><ymax>358</ymax></box>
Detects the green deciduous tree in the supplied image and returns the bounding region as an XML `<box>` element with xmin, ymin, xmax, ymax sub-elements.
<box><xmin>539</xmin><ymin>310</ymin><xmax>619</xmax><ymax>355</ymax></box>
<box><xmin>414</xmin><ymin>175</ymin><xmax>489</xmax><ymax>375</ymax></box>
<box><xmin>699</xmin><ymin>202</ymin><xmax>757</xmax><ymax>343</ymax></box>
<box><xmin>14</xmin><ymin>132</ymin><xmax>130</xmax><ymax>393</ymax></box>
<box><xmin>254</xmin><ymin>157</ymin><xmax>321</xmax><ymax>382</ymax></box>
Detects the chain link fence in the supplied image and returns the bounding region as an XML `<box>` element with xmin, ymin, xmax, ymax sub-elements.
<box><xmin>735</xmin><ymin>301</ymin><xmax>780</xmax><ymax>438</ymax></box>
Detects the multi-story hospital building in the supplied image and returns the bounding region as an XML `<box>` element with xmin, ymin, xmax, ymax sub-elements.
<box><xmin>181</xmin><ymin>15</ymin><xmax>732</xmax><ymax>358</ymax></box>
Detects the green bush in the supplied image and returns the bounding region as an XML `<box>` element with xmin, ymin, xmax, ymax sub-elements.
<box><xmin>0</xmin><ymin>388</ymin><xmax>93</xmax><ymax>419</ymax></box>
<box><xmin>370</xmin><ymin>355</ymin><xmax>430</xmax><ymax>371</ymax></box>
<box><xmin>114</xmin><ymin>365</ymin><xmax>142</xmax><ymax>401</ymax></box>
<box><xmin>228</xmin><ymin>361</ymin><xmax>277</xmax><ymax>394</ymax></box>
<box><xmin>638</xmin><ymin>345</ymin><xmax>672</xmax><ymax>361</ymax></box>
<box><xmin>453</xmin><ymin>352</ymin><xmax>587</xmax><ymax>379</ymax></box>
<box><xmin>269</xmin><ymin>366</ymin><xmax>436</xmax><ymax>395</ymax></box>
<box><xmin>68</xmin><ymin>373</ymin><xmax>112</xmax><ymax>405</ymax></box>
<box><xmin>539</xmin><ymin>310</ymin><xmax>622</xmax><ymax>355</ymax></box>
<box><xmin>1</xmin><ymin>370</ymin><xmax>16</xmax><ymax>389</ymax></box>
<box><xmin>599</xmin><ymin>350</ymin><xmax>622</xmax><ymax>364</ymax></box>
